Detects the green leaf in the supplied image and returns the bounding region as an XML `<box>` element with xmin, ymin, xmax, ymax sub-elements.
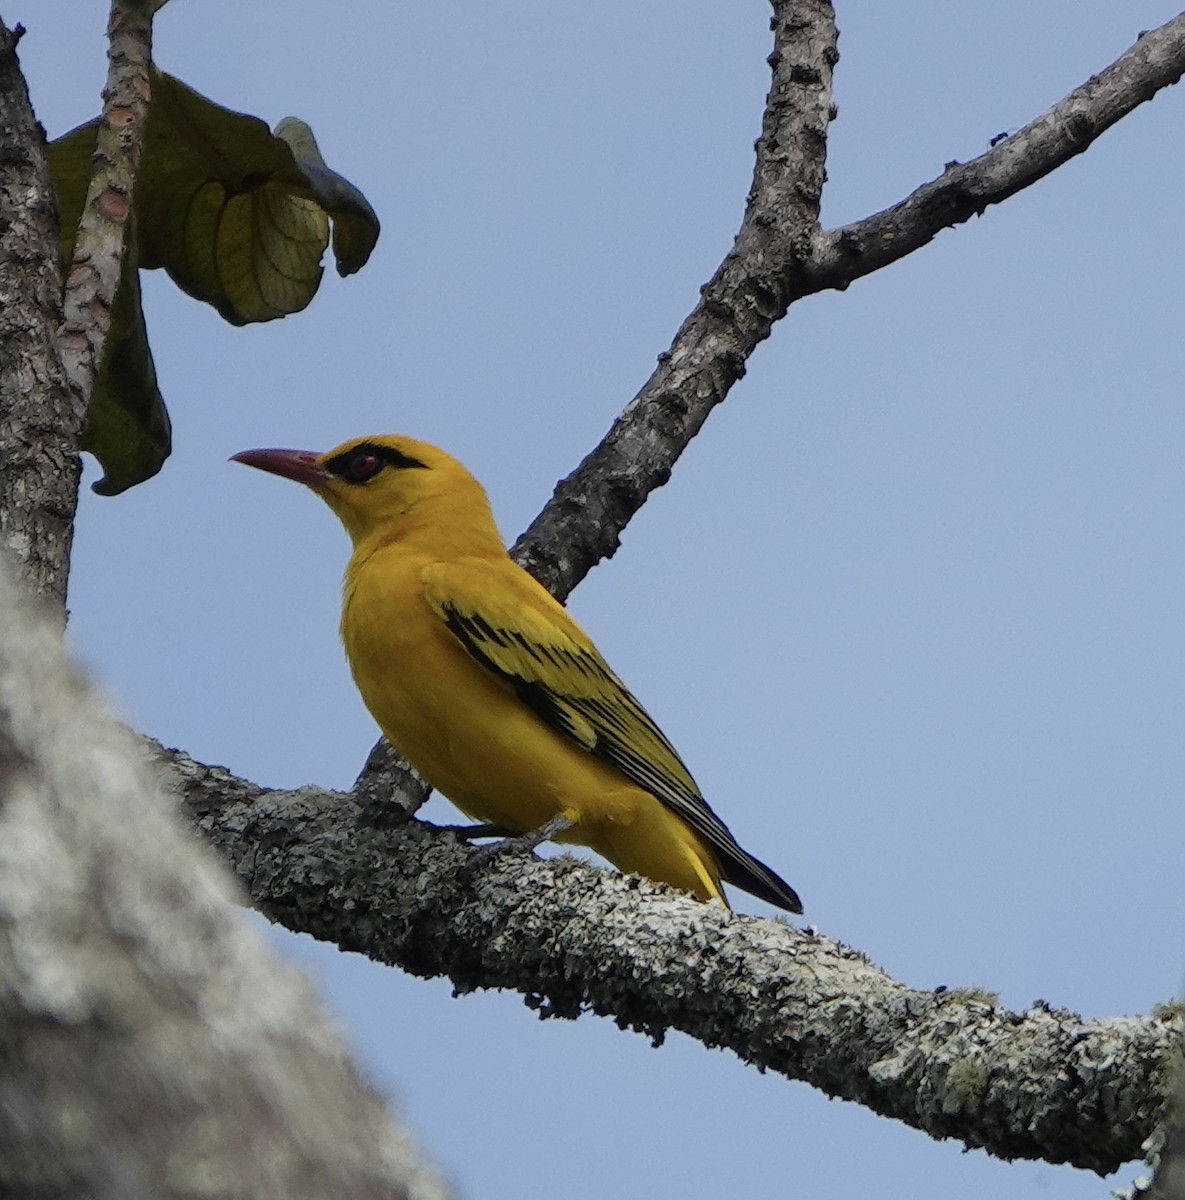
<box><xmin>86</xmin><ymin>252</ymin><xmax>171</xmax><ymax>496</ymax></box>
<box><xmin>139</xmin><ymin>70</ymin><xmax>314</xmax><ymax>323</ymax></box>
<box><xmin>44</xmin><ymin>68</ymin><xmax>381</xmax><ymax>493</ymax></box>
<box><xmin>43</xmin><ymin>120</ymin><xmax>95</xmax><ymax>259</ymax></box>
<box><xmin>134</xmin><ymin>70</ymin><xmax>381</xmax><ymax>324</ymax></box>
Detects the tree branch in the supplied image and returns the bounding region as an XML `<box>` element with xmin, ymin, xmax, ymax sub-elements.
<box><xmin>351</xmin><ymin>734</ymin><xmax>432</xmax><ymax>814</ymax></box>
<box><xmin>808</xmin><ymin>11</ymin><xmax>1185</xmax><ymax>287</ymax></box>
<box><xmin>512</xmin><ymin>0</ymin><xmax>838</xmax><ymax>599</ymax></box>
<box><xmin>357</xmin><ymin>8</ymin><xmax>1185</xmax><ymax>805</ymax></box>
<box><xmin>161</xmin><ymin>745</ymin><xmax>1180</xmax><ymax>1177</ymax></box>
<box><xmin>0</xmin><ymin>23</ymin><xmax>85</xmax><ymax>609</ymax></box>
<box><xmin>353</xmin><ymin>0</ymin><xmax>839</xmax><ymax>800</ymax></box>
<box><xmin>512</xmin><ymin>9</ymin><xmax>1185</xmax><ymax>604</ymax></box>
<box><xmin>8</xmin><ymin>2</ymin><xmax>1185</xmax><ymax>1176</ymax></box>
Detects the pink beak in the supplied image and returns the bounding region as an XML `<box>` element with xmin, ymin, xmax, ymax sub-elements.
<box><xmin>231</xmin><ymin>448</ymin><xmax>332</xmax><ymax>487</ymax></box>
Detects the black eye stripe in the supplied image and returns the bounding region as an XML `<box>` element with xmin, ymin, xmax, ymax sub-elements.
<box><xmin>324</xmin><ymin>443</ymin><xmax>428</xmax><ymax>483</ymax></box>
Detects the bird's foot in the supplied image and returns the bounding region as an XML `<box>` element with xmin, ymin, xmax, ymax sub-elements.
<box><xmin>462</xmin><ymin>814</ymin><xmax>574</xmax><ymax>877</ymax></box>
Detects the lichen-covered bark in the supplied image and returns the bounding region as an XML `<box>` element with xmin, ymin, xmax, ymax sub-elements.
<box><xmin>162</xmin><ymin>744</ymin><xmax>1181</xmax><ymax>1177</ymax></box>
<box><xmin>352</xmin><ymin>736</ymin><xmax>431</xmax><ymax>813</ymax></box>
<box><xmin>0</xmin><ymin>555</ymin><xmax>448</xmax><ymax>1200</ymax></box>
<box><xmin>0</xmin><ymin>24</ymin><xmax>84</xmax><ymax>609</ymax></box>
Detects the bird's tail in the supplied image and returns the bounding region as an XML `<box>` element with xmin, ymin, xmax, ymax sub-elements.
<box><xmin>721</xmin><ymin>845</ymin><xmax>803</xmax><ymax>914</ymax></box>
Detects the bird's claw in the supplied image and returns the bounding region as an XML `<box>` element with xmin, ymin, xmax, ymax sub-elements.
<box><xmin>459</xmin><ymin>814</ymin><xmax>574</xmax><ymax>879</ymax></box>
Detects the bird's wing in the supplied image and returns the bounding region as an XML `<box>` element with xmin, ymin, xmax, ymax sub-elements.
<box><xmin>422</xmin><ymin>558</ymin><xmax>703</xmax><ymax>802</ymax></box>
<box><xmin>420</xmin><ymin>559</ymin><xmax>800</xmax><ymax>912</ymax></box>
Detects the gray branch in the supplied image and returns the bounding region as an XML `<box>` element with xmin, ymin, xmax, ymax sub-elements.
<box><xmin>353</xmin><ymin>0</ymin><xmax>840</xmax><ymax>801</ymax></box>
<box><xmin>809</xmin><ymin>11</ymin><xmax>1185</xmax><ymax>287</ymax></box>
<box><xmin>356</xmin><ymin>7</ymin><xmax>1185</xmax><ymax>804</ymax></box>
<box><xmin>160</xmin><ymin>744</ymin><xmax>1179</xmax><ymax>1178</ymax></box>
<box><xmin>293</xmin><ymin>15</ymin><xmax>1185</xmax><ymax>1166</ymax></box>
<box><xmin>512</xmin><ymin>0</ymin><xmax>839</xmax><ymax>600</ymax></box>
<box><xmin>511</xmin><ymin>8</ymin><xmax>1185</xmax><ymax>603</ymax></box>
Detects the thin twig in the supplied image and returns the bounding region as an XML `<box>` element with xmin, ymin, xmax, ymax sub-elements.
<box><xmin>808</xmin><ymin>11</ymin><xmax>1185</xmax><ymax>288</ymax></box>
<box><xmin>57</xmin><ymin>2</ymin><xmax>152</xmax><ymax>401</ymax></box>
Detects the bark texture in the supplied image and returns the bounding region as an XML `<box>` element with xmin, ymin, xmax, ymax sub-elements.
<box><xmin>809</xmin><ymin>11</ymin><xmax>1185</xmax><ymax>286</ymax></box>
<box><xmin>353</xmin><ymin>0</ymin><xmax>840</xmax><ymax>804</ymax></box>
<box><xmin>0</xmin><ymin>556</ymin><xmax>448</xmax><ymax>1200</ymax></box>
<box><xmin>163</xmin><ymin>745</ymin><xmax>1182</xmax><ymax>1177</ymax></box>
<box><xmin>0</xmin><ymin>24</ymin><xmax>84</xmax><ymax>609</ymax></box>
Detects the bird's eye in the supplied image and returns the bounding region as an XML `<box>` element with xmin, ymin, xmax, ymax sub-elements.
<box><xmin>323</xmin><ymin>442</ymin><xmax>429</xmax><ymax>482</ymax></box>
<box><xmin>342</xmin><ymin>451</ymin><xmax>383</xmax><ymax>483</ymax></box>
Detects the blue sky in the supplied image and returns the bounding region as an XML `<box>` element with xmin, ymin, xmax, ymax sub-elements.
<box><xmin>20</xmin><ymin>2</ymin><xmax>1185</xmax><ymax>1196</ymax></box>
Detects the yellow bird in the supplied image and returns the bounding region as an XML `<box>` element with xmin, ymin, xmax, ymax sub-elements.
<box><xmin>232</xmin><ymin>435</ymin><xmax>802</xmax><ymax>913</ymax></box>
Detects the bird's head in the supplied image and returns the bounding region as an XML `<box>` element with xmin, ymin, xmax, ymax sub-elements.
<box><xmin>231</xmin><ymin>434</ymin><xmax>502</xmax><ymax>551</ymax></box>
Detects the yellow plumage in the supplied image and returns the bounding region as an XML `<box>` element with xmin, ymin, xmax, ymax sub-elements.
<box><xmin>232</xmin><ymin>435</ymin><xmax>802</xmax><ymax>913</ymax></box>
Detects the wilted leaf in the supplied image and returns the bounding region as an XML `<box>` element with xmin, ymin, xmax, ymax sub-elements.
<box><xmin>133</xmin><ymin>71</ymin><xmax>381</xmax><ymax>323</ymax></box>
<box><xmin>86</xmin><ymin>255</ymin><xmax>171</xmax><ymax>496</ymax></box>
<box><xmin>137</xmin><ymin>71</ymin><xmax>318</xmax><ymax>323</ymax></box>
<box><xmin>275</xmin><ymin>117</ymin><xmax>380</xmax><ymax>277</ymax></box>
<box><xmin>50</xmin><ymin>71</ymin><xmax>381</xmax><ymax>325</ymax></box>
<box><xmin>44</xmin><ymin>67</ymin><xmax>380</xmax><ymax>492</ymax></box>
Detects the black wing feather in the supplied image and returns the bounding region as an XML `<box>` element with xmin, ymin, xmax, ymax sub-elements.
<box><xmin>435</xmin><ymin>591</ymin><xmax>802</xmax><ymax>913</ymax></box>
